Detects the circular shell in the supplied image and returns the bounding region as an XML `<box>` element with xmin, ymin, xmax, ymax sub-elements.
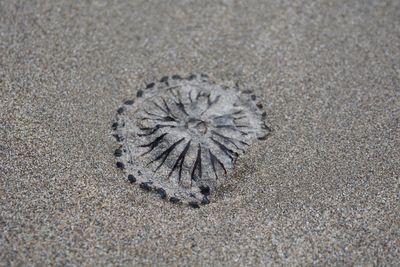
<box><xmin>112</xmin><ymin>74</ymin><xmax>271</xmax><ymax>207</ymax></box>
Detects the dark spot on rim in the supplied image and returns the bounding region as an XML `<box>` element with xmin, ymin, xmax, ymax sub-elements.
<box><xmin>262</xmin><ymin>111</ymin><xmax>267</xmax><ymax>119</ymax></box>
<box><xmin>187</xmin><ymin>74</ymin><xmax>196</xmax><ymax>80</ymax></box>
<box><xmin>114</xmin><ymin>149</ymin><xmax>122</xmax><ymax>157</ymax></box>
<box><xmin>258</xmin><ymin>135</ymin><xmax>267</xmax><ymax>140</ymax></box>
<box><xmin>136</xmin><ymin>90</ymin><xmax>143</xmax><ymax>97</ymax></box>
<box><xmin>139</xmin><ymin>182</ymin><xmax>151</xmax><ymax>191</ymax></box>
<box><xmin>200</xmin><ymin>74</ymin><xmax>209</xmax><ymax>78</ymax></box>
<box><xmin>189</xmin><ymin>202</ymin><xmax>200</xmax><ymax>209</ymax></box>
<box><xmin>156</xmin><ymin>188</ymin><xmax>167</xmax><ymax>199</ymax></box>
<box><xmin>116</xmin><ymin>162</ymin><xmax>125</xmax><ymax>169</ymax></box>
<box><xmin>112</xmin><ymin>122</ymin><xmax>118</xmax><ymax>130</ymax></box>
<box><xmin>117</xmin><ymin>107</ymin><xmax>125</xmax><ymax>114</ymax></box>
<box><xmin>160</xmin><ymin>76</ymin><xmax>169</xmax><ymax>83</ymax></box>
<box><xmin>262</xmin><ymin>122</ymin><xmax>272</xmax><ymax>132</ymax></box>
<box><xmin>124</xmin><ymin>100</ymin><xmax>134</xmax><ymax>105</ymax></box>
<box><xmin>169</xmin><ymin>197</ymin><xmax>180</xmax><ymax>203</ymax></box>
<box><xmin>128</xmin><ymin>174</ymin><xmax>136</xmax><ymax>183</ymax></box>
<box><xmin>146</xmin><ymin>82</ymin><xmax>155</xmax><ymax>89</ymax></box>
<box><xmin>242</xmin><ymin>90</ymin><xmax>252</xmax><ymax>94</ymax></box>
<box><xmin>251</xmin><ymin>94</ymin><xmax>257</xmax><ymax>101</ymax></box>
<box><xmin>199</xmin><ymin>185</ymin><xmax>210</xmax><ymax>195</ymax></box>
<box><xmin>256</xmin><ymin>103</ymin><xmax>263</xmax><ymax>109</ymax></box>
<box><xmin>172</xmin><ymin>75</ymin><xmax>182</xmax><ymax>80</ymax></box>
<box><xmin>201</xmin><ymin>196</ymin><xmax>210</xmax><ymax>205</ymax></box>
<box><xmin>113</xmin><ymin>134</ymin><xmax>123</xmax><ymax>142</ymax></box>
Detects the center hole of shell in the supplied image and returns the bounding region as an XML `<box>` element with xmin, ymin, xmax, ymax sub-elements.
<box><xmin>186</xmin><ymin>117</ymin><xmax>208</xmax><ymax>135</ymax></box>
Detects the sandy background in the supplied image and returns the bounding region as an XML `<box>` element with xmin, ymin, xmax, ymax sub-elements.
<box><xmin>1</xmin><ymin>0</ymin><xmax>399</xmax><ymax>266</ymax></box>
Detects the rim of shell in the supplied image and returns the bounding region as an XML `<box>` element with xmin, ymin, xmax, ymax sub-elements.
<box><xmin>112</xmin><ymin>74</ymin><xmax>271</xmax><ymax>208</ymax></box>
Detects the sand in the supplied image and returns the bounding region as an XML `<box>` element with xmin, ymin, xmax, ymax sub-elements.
<box><xmin>1</xmin><ymin>0</ymin><xmax>399</xmax><ymax>265</ymax></box>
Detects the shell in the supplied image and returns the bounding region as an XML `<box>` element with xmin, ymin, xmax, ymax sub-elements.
<box><xmin>112</xmin><ymin>74</ymin><xmax>271</xmax><ymax>208</ymax></box>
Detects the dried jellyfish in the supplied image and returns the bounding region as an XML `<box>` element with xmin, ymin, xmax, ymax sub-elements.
<box><xmin>112</xmin><ymin>74</ymin><xmax>271</xmax><ymax>208</ymax></box>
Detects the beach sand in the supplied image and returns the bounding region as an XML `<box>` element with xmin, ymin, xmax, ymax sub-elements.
<box><xmin>1</xmin><ymin>0</ymin><xmax>399</xmax><ymax>265</ymax></box>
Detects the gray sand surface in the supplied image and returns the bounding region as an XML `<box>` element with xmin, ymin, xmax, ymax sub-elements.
<box><xmin>1</xmin><ymin>0</ymin><xmax>399</xmax><ymax>265</ymax></box>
